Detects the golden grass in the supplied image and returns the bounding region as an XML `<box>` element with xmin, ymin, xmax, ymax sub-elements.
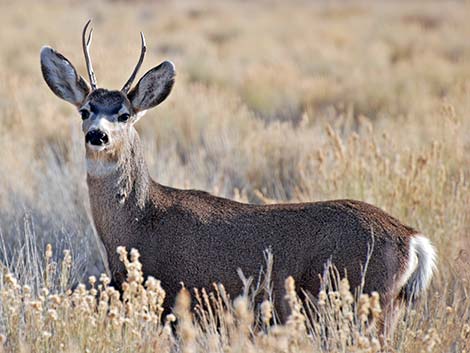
<box><xmin>0</xmin><ymin>0</ymin><xmax>470</xmax><ymax>352</ymax></box>
<box><xmin>0</xmin><ymin>246</ymin><xmax>460</xmax><ymax>353</ymax></box>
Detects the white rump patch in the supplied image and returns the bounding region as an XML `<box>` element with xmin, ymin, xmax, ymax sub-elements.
<box><xmin>402</xmin><ymin>234</ymin><xmax>437</xmax><ymax>298</ymax></box>
<box><xmin>86</xmin><ymin>158</ymin><xmax>118</xmax><ymax>177</ymax></box>
<box><xmin>399</xmin><ymin>245</ymin><xmax>419</xmax><ymax>288</ymax></box>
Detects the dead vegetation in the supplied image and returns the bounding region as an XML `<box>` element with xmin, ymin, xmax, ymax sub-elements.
<box><xmin>0</xmin><ymin>0</ymin><xmax>469</xmax><ymax>352</ymax></box>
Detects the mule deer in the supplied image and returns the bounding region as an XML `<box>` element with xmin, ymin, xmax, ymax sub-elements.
<box><xmin>40</xmin><ymin>21</ymin><xmax>436</xmax><ymax>328</ymax></box>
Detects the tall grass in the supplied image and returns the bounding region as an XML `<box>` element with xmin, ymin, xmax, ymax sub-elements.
<box><xmin>0</xmin><ymin>0</ymin><xmax>469</xmax><ymax>352</ymax></box>
<box><xmin>1</xmin><ymin>246</ymin><xmax>469</xmax><ymax>352</ymax></box>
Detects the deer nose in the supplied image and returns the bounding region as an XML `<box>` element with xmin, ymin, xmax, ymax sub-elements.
<box><xmin>85</xmin><ymin>129</ymin><xmax>109</xmax><ymax>146</ymax></box>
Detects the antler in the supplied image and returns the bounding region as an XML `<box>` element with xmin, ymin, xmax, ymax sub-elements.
<box><xmin>121</xmin><ymin>32</ymin><xmax>147</xmax><ymax>93</ymax></box>
<box><xmin>82</xmin><ymin>19</ymin><xmax>97</xmax><ymax>90</ymax></box>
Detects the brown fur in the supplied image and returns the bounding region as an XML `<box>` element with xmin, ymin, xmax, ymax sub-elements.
<box><xmin>87</xmin><ymin>128</ymin><xmax>415</xmax><ymax>321</ymax></box>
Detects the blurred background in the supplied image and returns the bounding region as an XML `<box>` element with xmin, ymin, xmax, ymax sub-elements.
<box><xmin>0</xmin><ymin>0</ymin><xmax>469</xmax><ymax>287</ymax></box>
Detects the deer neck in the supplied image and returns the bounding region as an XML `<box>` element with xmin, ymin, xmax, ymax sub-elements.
<box><xmin>86</xmin><ymin>127</ymin><xmax>151</xmax><ymax>217</ymax></box>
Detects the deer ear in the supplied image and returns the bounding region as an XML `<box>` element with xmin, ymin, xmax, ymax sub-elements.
<box><xmin>40</xmin><ymin>46</ymin><xmax>90</xmax><ymax>107</ymax></box>
<box><xmin>127</xmin><ymin>61</ymin><xmax>175</xmax><ymax>113</ymax></box>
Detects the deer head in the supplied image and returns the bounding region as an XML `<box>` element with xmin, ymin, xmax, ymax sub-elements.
<box><xmin>40</xmin><ymin>20</ymin><xmax>175</xmax><ymax>160</ymax></box>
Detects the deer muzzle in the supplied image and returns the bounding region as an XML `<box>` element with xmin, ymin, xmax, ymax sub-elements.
<box><xmin>85</xmin><ymin>129</ymin><xmax>109</xmax><ymax>147</ymax></box>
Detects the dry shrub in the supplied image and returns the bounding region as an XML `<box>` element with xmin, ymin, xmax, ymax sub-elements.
<box><xmin>1</xmin><ymin>0</ymin><xmax>470</xmax><ymax>352</ymax></box>
<box><xmin>1</xmin><ymin>246</ymin><xmax>469</xmax><ymax>353</ymax></box>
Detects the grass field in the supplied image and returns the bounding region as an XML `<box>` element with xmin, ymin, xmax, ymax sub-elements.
<box><xmin>0</xmin><ymin>0</ymin><xmax>469</xmax><ymax>352</ymax></box>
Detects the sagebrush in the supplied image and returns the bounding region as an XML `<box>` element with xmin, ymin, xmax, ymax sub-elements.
<box><xmin>0</xmin><ymin>0</ymin><xmax>469</xmax><ymax>352</ymax></box>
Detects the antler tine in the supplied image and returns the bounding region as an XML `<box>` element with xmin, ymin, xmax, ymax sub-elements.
<box><xmin>82</xmin><ymin>19</ymin><xmax>97</xmax><ymax>90</ymax></box>
<box><xmin>121</xmin><ymin>32</ymin><xmax>147</xmax><ymax>93</ymax></box>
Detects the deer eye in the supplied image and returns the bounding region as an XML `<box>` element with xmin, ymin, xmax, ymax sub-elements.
<box><xmin>80</xmin><ymin>109</ymin><xmax>90</xmax><ymax>120</ymax></box>
<box><xmin>118</xmin><ymin>113</ymin><xmax>130</xmax><ymax>122</ymax></box>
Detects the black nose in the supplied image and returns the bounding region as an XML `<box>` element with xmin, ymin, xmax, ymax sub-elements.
<box><xmin>85</xmin><ymin>130</ymin><xmax>109</xmax><ymax>146</ymax></box>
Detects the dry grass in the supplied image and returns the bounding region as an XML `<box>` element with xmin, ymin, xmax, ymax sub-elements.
<box><xmin>0</xmin><ymin>0</ymin><xmax>470</xmax><ymax>352</ymax></box>
<box><xmin>2</xmin><ymin>246</ymin><xmax>467</xmax><ymax>353</ymax></box>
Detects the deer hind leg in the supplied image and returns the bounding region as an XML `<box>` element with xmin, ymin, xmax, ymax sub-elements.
<box><xmin>373</xmin><ymin>296</ymin><xmax>405</xmax><ymax>348</ymax></box>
